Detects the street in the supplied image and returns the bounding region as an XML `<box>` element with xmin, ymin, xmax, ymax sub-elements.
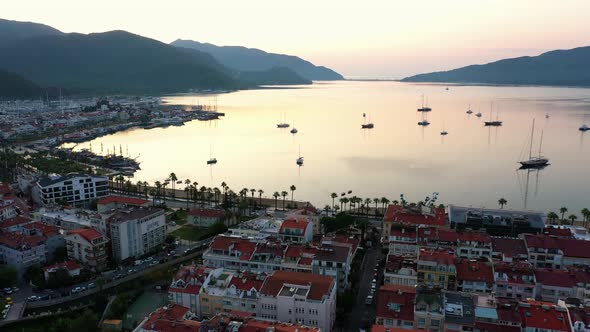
<box><xmin>347</xmin><ymin>246</ymin><xmax>381</xmax><ymax>332</ymax></box>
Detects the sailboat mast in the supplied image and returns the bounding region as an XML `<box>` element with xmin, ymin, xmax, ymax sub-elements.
<box><xmin>529</xmin><ymin>119</ymin><xmax>535</xmax><ymax>159</ymax></box>
<box><xmin>538</xmin><ymin>130</ymin><xmax>544</xmax><ymax>158</ymax></box>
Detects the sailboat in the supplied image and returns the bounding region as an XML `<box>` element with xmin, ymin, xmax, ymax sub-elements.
<box><xmin>466</xmin><ymin>104</ymin><xmax>473</xmax><ymax>114</ymax></box>
<box><xmin>417</xmin><ymin>95</ymin><xmax>432</xmax><ymax>112</ymax></box>
<box><xmin>475</xmin><ymin>112</ymin><xmax>482</xmax><ymax>118</ymax></box>
<box><xmin>290</xmin><ymin>126</ymin><xmax>298</xmax><ymax>134</ymax></box>
<box><xmin>519</xmin><ymin>119</ymin><xmax>549</xmax><ymax>169</ymax></box>
<box><xmin>440</xmin><ymin>122</ymin><xmax>448</xmax><ymax>135</ymax></box>
<box><xmin>580</xmin><ymin>124</ymin><xmax>590</xmax><ymax>132</ymax></box>
<box><xmin>361</xmin><ymin>113</ymin><xmax>374</xmax><ymax>129</ymax></box>
<box><xmin>207</xmin><ymin>145</ymin><xmax>217</xmax><ymax>165</ymax></box>
<box><xmin>484</xmin><ymin>102</ymin><xmax>503</xmax><ymax>126</ymax></box>
<box><xmin>277</xmin><ymin>112</ymin><xmax>290</xmax><ymax>128</ymax></box>
<box><xmin>296</xmin><ymin>146</ymin><xmax>304</xmax><ymax>166</ymax></box>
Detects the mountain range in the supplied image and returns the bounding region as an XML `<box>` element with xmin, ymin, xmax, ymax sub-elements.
<box><xmin>171</xmin><ymin>39</ymin><xmax>344</xmax><ymax>81</ymax></box>
<box><xmin>0</xmin><ymin>18</ymin><xmax>343</xmax><ymax>98</ymax></box>
<box><xmin>402</xmin><ymin>46</ymin><xmax>590</xmax><ymax>86</ymax></box>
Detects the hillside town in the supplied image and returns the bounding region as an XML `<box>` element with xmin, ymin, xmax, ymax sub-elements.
<box><xmin>1</xmin><ymin>168</ymin><xmax>590</xmax><ymax>332</ymax></box>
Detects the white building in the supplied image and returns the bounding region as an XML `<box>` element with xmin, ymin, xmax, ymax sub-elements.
<box><xmin>33</xmin><ymin>173</ymin><xmax>109</xmax><ymax>207</ymax></box>
<box><xmin>107</xmin><ymin>207</ymin><xmax>166</xmax><ymax>261</ymax></box>
<box><xmin>65</xmin><ymin>228</ymin><xmax>109</xmax><ymax>271</ymax></box>
<box><xmin>0</xmin><ymin>232</ymin><xmax>46</xmax><ymax>274</ymax></box>
<box><xmin>257</xmin><ymin>270</ymin><xmax>336</xmax><ymax>332</ymax></box>
<box><xmin>278</xmin><ymin>219</ymin><xmax>314</xmax><ymax>244</ymax></box>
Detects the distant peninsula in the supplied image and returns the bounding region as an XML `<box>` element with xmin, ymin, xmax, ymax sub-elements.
<box><xmin>401</xmin><ymin>46</ymin><xmax>590</xmax><ymax>87</ymax></box>
<box><xmin>172</xmin><ymin>39</ymin><xmax>344</xmax><ymax>81</ymax></box>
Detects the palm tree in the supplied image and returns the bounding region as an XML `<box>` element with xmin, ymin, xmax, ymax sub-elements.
<box><xmin>381</xmin><ymin>197</ymin><xmax>390</xmax><ymax>210</ymax></box>
<box><xmin>547</xmin><ymin>211</ymin><xmax>559</xmax><ymax>225</ymax></box>
<box><xmin>214</xmin><ymin>187</ymin><xmax>221</xmax><ymax>206</ymax></box>
<box><xmin>125</xmin><ymin>180</ymin><xmax>132</xmax><ymax>193</ymax></box>
<box><xmin>200</xmin><ymin>186</ymin><xmax>207</xmax><ymax>207</ymax></box>
<box><xmin>154</xmin><ymin>181</ymin><xmax>162</xmax><ymax>203</ymax></box>
<box><xmin>373</xmin><ymin>198</ymin><xmax>379</xmax><ymax>211</ymax></box>
<box><xmin>560</xmin><ymin>207</ymin><xmax>568</xmax><ymax>221</ymax></box>
<box><xmin>169</xmin><ymin>172</ymin><xmax>178</xmax><ymax>197</ymax></box>
<box><xmin>342</xmin><ymin>197</ymin><xmax>349</xmax><ymax>211</ymax></box>
<box><xmin>281</xmin><ymin>191</ymin><xmax>288</xmax><ymax>210</ymax></box>
<box><xmin>324</xmin><ymin>205</ymin><xmax>331</xmax><ymax>216</ymax></box>
<box><xmin>498</xmin><ymin>198</ymin><xmax>507</xmax><ymax>209</ymax></box>
<box><xmin>290</xmin><ymin>185</ymin><xmax>297</xmax><ymax>207</ymax></box>
<box><xmin>569</xmin><ymin>214</ymin><xmax>578</xmax><ymax>225</ymax></box>
<box><xmin>162</xmin><ymin>180</ymin><xmax>169</xmax><ymax>203</ymax></box>
<box><xmin>273</xmin><ymin>192</ymin><xmax>280</xmax><ymax>210</ymax></box>
<box><xmin>334</xmin><ymin>205</ymin><xmax>340</xmax><ymax>214</ymax></box>
<box><xmin>184</xmin><ymin>186</ymin><xmax>190</xmax><ymax>208</ymax></box>
<box><xmin>258</xmin><ymin>189</ymin><xmax>264</xmax><ymax>207</ymax></box>
<box><xmin>331</xmin><ymin>193</ymin><xmax>338</xmax><ymax>210</ymax></box>
<box><xmin>581</xmin><ymin>208</ymin><xmax>590</xmax><ymax>228</ymax></box>
<box><xmin>364</xmin><ymin>198</ymin><xmax>372</xmax><ymax>215</ymax></box>
<box><xmin>136</xmin><ymin>180</ymin><xmax>143</xmax><ymax>195</ymax></box>
<box><xmin>142</xmin><ymin>181</ymin><xmax>149</xmax><ymax>198</ymax></box>
<box><xmin>115</xmin><ymin>174</ymin><xmax>125</xmax><ymax>191</ymax></box>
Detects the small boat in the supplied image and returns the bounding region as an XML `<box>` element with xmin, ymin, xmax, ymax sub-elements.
<box><xmin>519</xmin><ymin>119</ymin><xmax>549</xmax><ymax>169</ymax></box>
<box><xmin>290</xmin><ymin>128</ymin><xmax>298</xmax><ymax>134</ymax></box>
<box><xmin>418</xmin><ymin>120</ymin><xmax>430</xmax><ymax>126</ymax></box>
<box><xmin>440</xmin><ymin>130</ymin><xmax>448</xmax><ymax>136</ymax></box>
<box><xmin>580</xmin><ymin>124</ymin><xmax>590</xmax><ymax>132</ymax></box>
<box><xmin>207</xmin><ymin>145</ymin><xmax>217</xmax><ymax>165</ymax></box>
<box><xmin>277</xmin><ymin>123</ymin><xmax>290</xmax><ymax>128</ymax></box>
<box><xmin>296</xmin><ymin>145</ymin><xmax>304</xmax><ymax>166</ymax></box>
<box><xmin>545</xmin><ymin>114</ymin><xmax>550</xmax><ymax>119</ymax></box>
<box><xmin>361</xmin><ymin>123</ymin><xmax>374</xmax><ymax>129</ymax></box>
<box><xmin>417</xmin><ymin>94</ymin><xmax>432</xmax><ymax>112</ymax></box>
<box><xmin>484</xmin><ymin>102</ymin><xmax>503</xmax><ymax>126</ymax></box>
<box><xmin>466</xmin><ymin>110</ymin><xmax>473</xmax><ymax>114</ymax></box>
<box><xmin>475</xmin><ymin>112</ymin><xmax>482</xmax><ymax>118</ymax></box>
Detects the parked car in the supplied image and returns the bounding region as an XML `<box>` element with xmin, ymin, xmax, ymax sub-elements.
<box><xmin>87</xmin><ymin>283</ymin><xmax>96</xmax><ymax>289</ymax></box>
<box><xmin>5</xmin><ymin>297</ymin><xmax>13</xmax><ymax>304</ymax></box>
<box><xmin>365</xmin><ymin>295</ymin><xmax>373</xmax><ymax>305</ymax></box>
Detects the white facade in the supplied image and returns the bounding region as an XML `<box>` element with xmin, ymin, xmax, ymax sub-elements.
<box><xmin>65</xmin><ymin>230</ymin><xmax>109</xmax><ymax>271</ymax></box>
<box><xmin>109</xmin><ymin>208</ymin><xmax>166</xmax><ymax>261</ymax></box>
<box><xmin>0</xmin><ymin>236</ymin><xmax>46</xmax><ymax>274</ymax></box>
<box><xmin>33</xmin><ymin>174</ymin><xmax>109</xmax><ymax>207</ymax></box>
<box><xmin>257</xmin><ymin>280</ymin><xmax>336</xmax><ymax>332</ymax></box>
<box><xmin>0</xmin><ymin>202</ymin><xmax>17</xmax><ymax>221</ymax></box>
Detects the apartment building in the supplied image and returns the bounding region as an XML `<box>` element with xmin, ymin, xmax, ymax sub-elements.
<box><xmin>375</xmin><ymin>285</ymin><xmax>416</xmax><ymax>329</ymax></box>
<box><xmin>33</xmin><ymin>173</ymin><xmax>109</xmax><ymax>207</ymax></box>
<box><xmin>0</xmin><ymin>232</ymin><xmax>46</xmax><ymax>274</ymax></box>
<box><xmin>107</xmin><ymin>207</ymin><xmax>166</xmax><ymax>261</ymax></box>
<box><xmin>65</xmin><ymin>228</ymin><xmax>109</xmax><ymax>271</ymax></box>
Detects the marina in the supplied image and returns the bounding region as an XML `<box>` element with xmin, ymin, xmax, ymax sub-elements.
<box><xmin>66</xmin><ymin>81</ymin><xmax>590</xmax><ymax>213</ymax></box>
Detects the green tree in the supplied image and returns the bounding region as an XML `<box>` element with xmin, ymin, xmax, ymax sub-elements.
<box><xmin>547</xmin><ymin>211</ymin><xmax>559</xmax><ymax>224</ymax></box>
<box><xmin>0</xmin><ymin>266</ymin><xmax>17</xmax><ymax>287</ymax></box>
<box><xmin>569</xmin><ymin>214</ymin><xmax>578</xmax><ymax>225</ymax></box>
<box><xmin>281</xmin><ymin>191</ymin><xmax>288</xmax><ymax>210</ymax></box>
<box><xmin>169</xmin><ymin>172</ymin><xmax>178</xmax><ymax>197</ymax></box>
<box><xmin>498</xmin><ymin>198</ymin><xmax>507</xmax><ymax>209</ymax></box>
<box><xmin>273</xmin><ymin>191</ymin><xmax>280</xmax><ymax>209</ymax></box>
<box><xmin>290</xmin><ymin>185</ymin><xmax>297</xmax><ymax>206</ymax></box>
<box><xmin>331</xmin><ymin>193</ymin><xmax>338</xmax><ymax>210</ymax></box>
<box><xmin>582</xmin><ymin>208</ymin><xmax>590</xmax><ymax>228</ymax></box>
<box><xmin>560</xmin><ymin>206</ymin><xmax>568</xmax><ymax>220</ymax></box>
<box><xmin>258</xmin><ymin>189</ymin><xmax>264</xmax><ymax>207</ymax></box>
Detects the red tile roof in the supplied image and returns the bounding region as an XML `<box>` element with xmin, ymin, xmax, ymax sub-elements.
<box><xmin>97</xmin><ymin>196</ymin><xmax>149</xmax><ymax>205</ymax></box>
<box><xmin>490</xmin><ymin>237</ymin><xmax>528</xmax><ymax>258</ymax></box>
<box><xmin>534</xmin><ymin>269</ymin><xmax>575</xmax><ymax>288</ymax></box>
<box><xmin>241</xmin><ymin>319</ymin><xmax>320</xmax><ymax>332</ymax></box>
<box><xmin>519</xmin><ymin>300</ymin><xmax>571</xmax><ymax>331</ymax></box>
<box><xmin>43</xmin><ymin>260</ymin><xmax>81</xmax><ymax>272</ymax></box>
<box><xmin>376</xmin><ymin>285</ymin><xmax>416</xmax><ymax>323</ymax></box>
<box><xmin>67</xmin><ymin>228</ymin><xmax>104</xmax><ymax>242</ymax></box>
<box><xmin>229</xmin><ymin>272</ymin><xmax>265</xmax><ymax>292</ymax></box>
<box><xmin>456</xmin><ymin>258</ymin><xmax>494</xmax><ymax>283</ymax></box>
<box><xmin>169</xmin><ymin>284</ymin><xmax>202</xmax><ymax>295</ymax></box>
<box><xmin>371</xmin><ymin>325</ymin><xmax>421</xmax><ymax>332</ymax></box>
<box><xmin>0</xmin><ymin>216</ymin><xmax>31</xmax><ymax>229</ymax></box>
<box><xmin>418</xmin><ymin>249</ymin><xmax>455</xmax><ymax>266</ymax></box>
<box><xmin>0</xmin><ymin>232</ymin><xmax>45</xmax><ymax>249</ymax></box>
<box><xmin>525</xmin><ymin>234</ymin><xmax>590</xmax><ymax>258</ymax></box>
<box><xmin>188</xmin><ymin>208</ymin><xmax>225</xmax><ymax>218</ymax></box>
<box><xmin>493</xmin><ymin>261</ymin><xmax>535</xmax><ymax>283</ymax></box>
<box><xmin>279</xmin><ymin>219</ymin><xmax>310</xmax><ymax>233</ymax></box>
<box><xmin>385</xmin><ymin>255</ymin><xmax>417</xmax><ymax>273</ymax></box>
<box><xmin>384</xmin><ymin>204</ymin><xmax>447</xmax><ymax>227</ymax></box>
<box><xmin>140</xmin><ymin>304</ymin><xmax>195</xmax><ymax>332</ymax></box>
<box><xmin>543</xmin><ymin>227</ymin><xmax>574</xmax><ymax>238</ymax></box>
<box><xmin>23</xmin><ymin>221</ymin><xmax>61</xmax><ymax>237</ymax></box>
<box><xmin>260</xmin><ymin>270</ymin><xmax>334</xmax><ymax>301</ymax></box>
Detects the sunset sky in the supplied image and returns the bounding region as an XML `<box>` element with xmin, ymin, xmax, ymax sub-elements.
<box><xmin>4</xmin><ymin>0</ymin><xmax>590</xmax><ymax>78</ymax></box>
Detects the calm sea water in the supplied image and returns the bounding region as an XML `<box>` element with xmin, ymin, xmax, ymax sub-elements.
<box><xmin>72</xmin><ymin>81</ymin><xmax>590</xmax><ymax>214</ymax></box>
